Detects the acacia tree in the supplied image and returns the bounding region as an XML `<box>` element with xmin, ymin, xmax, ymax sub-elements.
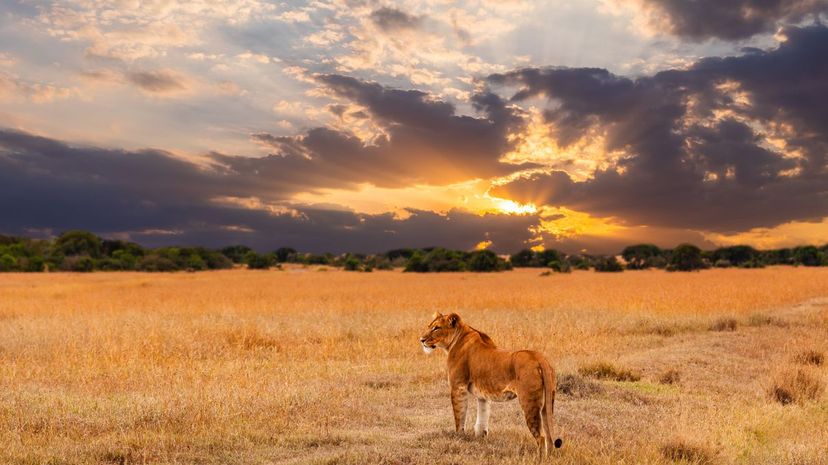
<box><xmin>669</xmin><ymin>244</ymin><xmax>706</xmax><ymax>271</ymax></box>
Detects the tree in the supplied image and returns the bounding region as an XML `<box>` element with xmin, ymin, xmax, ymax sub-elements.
<box><xmin>53</xmin><ymin>230</ymin><xmax>102</xmax><ymax>258</ymax></box>
<box><xmin>510</xmin><ymin>249</ymin><xmax>536</xmax><ymax>267</ymax></box>
<box><xmin>712</xmin><ymin>245</ymin><xmax>757</xmax><ymax>267</ymax></box>
<box><xmin>594</xmin><ymin>256</ymin><xmax>623</xmax><ymax>272</ymax></box>
<box><xmin>273</xmin><ymin>247</ymin><xmax>298</xmax><ymax>263</ymax></box>
<box><xmin>621</xmin><ymin>244</ymin><xmax>662</xmax><ymax>269</ymax></box>
<box><xmin>793</xmin><ymin>246</ymin><xmax>823</xmax><ymax>267</ymax></box>
<box><xmin>343</xmin><ymin>257</ymin><xmax>361</xmax><ymax>271</ymax></box>
<box><xmin>468</xmin><ymin>250</ymin><xmax>500</xmax><ymax>272</ymax></box>
<box><xmin>244</xmin><ymin>251</ymin><xmax>272</xmax><ymax>270</ymax></box>
<box><xmin>404</xmin><ymin>251</ymin><xmax>429</xmax><ymax>272</ymax></box>
<box><xmin>0</xmin><ymin>254</ymin><xmax>16</xmax><ymax>271</ymax></box>
<box><xmin>221</xmin><ymin>245</ymin><xmax>252</xmax><ymax>264</ymax></box>
<box><xmin>668</xmin><ymin>244</ymin><xmax>706</xmax><ymax>271</ymax></box>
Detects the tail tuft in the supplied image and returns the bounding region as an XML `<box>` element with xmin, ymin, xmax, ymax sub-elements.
<box><xmin>554</xmin><ymin>438</ymin><xmax>563</xmax><ymax>448</ymax></box>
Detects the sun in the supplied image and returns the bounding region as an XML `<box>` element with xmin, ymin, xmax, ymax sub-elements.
<box><xmin>488</xmin><ymin>196</ymin><xmax>538</xmax><ymax>215</ymax></box>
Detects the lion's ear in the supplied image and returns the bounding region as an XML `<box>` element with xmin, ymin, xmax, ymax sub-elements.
<box><xmin>448</xmin><ymin>313</ymin><xmax>460</xmax><ymax>327</ymax></box>
<box><xmin>432</xmin><ymin>311</ymin><xmax>443</xmax><ymax>320</ymax></box>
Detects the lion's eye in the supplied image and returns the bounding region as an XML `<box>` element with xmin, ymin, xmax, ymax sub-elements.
<box><xmin>431</xmin><ymin>327</ymin><xmax>439</xmax><ymax>332</ymax></box>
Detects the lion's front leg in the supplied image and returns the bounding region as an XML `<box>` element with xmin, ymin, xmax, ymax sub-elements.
<box><xmin>450</xmin><ymin>385</ymin><xmax>469</xmax><ymax>433</ymax></box>
<box><xmin>474</xmin><ymin>397</ymin><xmax>490</xmax><ymax>437</ymax></box>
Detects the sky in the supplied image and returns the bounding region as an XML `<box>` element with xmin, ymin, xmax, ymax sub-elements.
<box><xmin>1</xmin><ymin>0</ymin><xmax>827</xmax><ymax>254</ymax></box>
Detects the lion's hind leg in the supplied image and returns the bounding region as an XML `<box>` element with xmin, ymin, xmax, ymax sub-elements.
<box><xmin>517</xmin><ymin>389</ymin><xmax>546</xmax><ymax>456</ymax></box>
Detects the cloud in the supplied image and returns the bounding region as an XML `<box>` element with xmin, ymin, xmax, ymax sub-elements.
<box><xmin>250</xmin><ymin>74</ymin><xmax>532</xmax><ymax>188</ymax></box>
<box><xmin>490</xmin><ymin>25</ymin><xmax>828</xmax><ymax>233</ymax></box>
<box><xmin>125</xmin><ymin>70</ymin><xmax>188</xmax><ymax>93</ymax></box>
<box><xmin>623</xmin><ymin>0</ymin><xmax>828</xmax><ymax>41</ymax></box>
<box><xmin>0</xmin><ymin>129</ymin><xmax>538</xmax><ymax>252</ymax></box>
<box><xmin>369</xmin><ymin>7</ymin><xmax>423</xmax><ymax>32</ymax></box>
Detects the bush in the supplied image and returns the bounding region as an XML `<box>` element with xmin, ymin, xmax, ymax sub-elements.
<box><xmin>793</xmin><ymin>246</ymin><xmax>824</xmax><ymax>267</ymax></box>
<box><xmin>61</xmin><ymin>255</ymin><xmax>95</xmax><ymax>272</ymax></box>
<box><xmin>622</xmin><ymin>244</ymin><xmax>663</xmax><ymax>269</ymax></box>
<box><xmin>668</xmin><ymin>243</ymin><xmax>707</xmax><ymax>271</ymax></box>
<box><xmin>467</xmin><ymin>250</ymin><xmax>501</xmax><ymax>272</ymax></box>
<box><xmin>556</xmin><ymin>373</ymin><xmax>604</xmax><ymax>397</ymax></box>
<box><xmin>712</xmin><ymin>245</ymin><xmax>757</xmax><ymax>267</ymax></box>
<box><xmin>793</xmin><ymin>350</ymin><xmax>824</xmax><ymax>366</ymax></box>
<box><xmin>709</xmin><ymin>318</ymin><xmax>738</xmax><ymax>332</ymax></box>
<box><xmin>204</xmin><ymin>252</ymin><xmax>233</xmax><ymax>270</ymax></box>
<box><xmin>714</xmin><ymin>259</ymin><xmax>732</xmax><ymax>268</ymax></box>
<box><xmin>244</xmin><ymin>252</ymin><xmax>272</xmax><ymax>270</ymax></box>
<box><xmin>547</xmin><ymin>259</ymin><xmax>571</xmax><ymax>273</ymax></box>
<box><xmin>0</xmin><ymin>254</ymin><xmax>16</xmax><ymax>271</ymax></box>
<box><xmin>768</xmin><ymin>368</ymin><xmax>824</xmax><ymax>405</ymax></box>
<box><xmin>221</xmin><ymin>245</ymin><xmax>252</xmax><ymax>264</ymax></box>
<box><xmin>594</xmin><ymin>256</ymin><xmax>623</xmax><ymax>272</ymax></box>
<box><xmin>578</xmin><ymin>361</ymin><xmax>641</xmax><ymax>382</ymax></box>
<box><xmin>186</xmin><ymin>254</ymin><xmax>207</xmax><ymax>271</ymax></box>
<box><xmin>53</xmin><ymin>230</ymin><xmax>103</xmax><ymax>258</ymax></box>
<box><xmin>510</xmin><ymin>249</ymin><xmax>536</xmax><ymax>267</ymax></box>
<box><xmin>661</xmin><ymin>440</ymin><xmax>714</xmax><ymax>464</ymax></box>
<box><xmin>659</xmin><ymin>369</ymin><xmax>681</xmax><ymax>385</ymax></box>
<box><xmin>343</xmin><ymin>257</ymin><xmax>361</xmax><ymax>271</ymax></box>
<box><xmin>138</xmin><ymin>255</ymin><xmax>178</xmax><ymax>272</ymax></box>
<box><xmin>273</xmin><ymin>247</ymin><xmax>298</xmax><ymax>263</ymax></box>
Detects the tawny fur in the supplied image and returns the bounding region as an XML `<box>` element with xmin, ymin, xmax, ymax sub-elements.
<box><xmin>420</xmin><ymin>312</ymin><xmax>562</xmax><ymax>456</ymax></box>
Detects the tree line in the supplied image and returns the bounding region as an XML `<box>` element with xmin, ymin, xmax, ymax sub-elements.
<box><xmin>0</xmin><ymin>230</ymin><xmax>825</xmax><ymax>273</ymax></box>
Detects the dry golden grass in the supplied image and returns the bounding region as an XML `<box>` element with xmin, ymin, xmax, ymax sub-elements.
<box><xmin>1</xmin><ymin>267</ymin><xmax>827</xmax><ymax>465</ymax></box>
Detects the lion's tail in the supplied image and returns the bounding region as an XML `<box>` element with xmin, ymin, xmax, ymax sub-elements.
<box><xmin>539</xmin><ymin>358</ymin><xmax>563</xmax><ymax>449</ymax></box>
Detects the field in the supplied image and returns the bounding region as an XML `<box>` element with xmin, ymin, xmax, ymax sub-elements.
<box><xmin>1</xmin><ymin>267</ymin><xmax>827</xmax><ymax>465</ymax></box>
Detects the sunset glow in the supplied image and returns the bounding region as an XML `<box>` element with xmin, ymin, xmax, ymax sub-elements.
<box><xmin>1</xmin><ymin>1</ymin><xmax>825</xmax><ymax>253</ymax></box>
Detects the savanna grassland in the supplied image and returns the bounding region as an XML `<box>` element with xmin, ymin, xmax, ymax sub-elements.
<box><xmin>1</xmin><ymin>267</ymin><xmax>827</xmax><ymax>465</ymax></box>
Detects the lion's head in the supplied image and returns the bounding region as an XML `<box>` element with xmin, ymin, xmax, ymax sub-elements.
<box><xmin>419</xmin><ymin>312</ymin><xmax>460</xmax><ymax>354</ymax></box>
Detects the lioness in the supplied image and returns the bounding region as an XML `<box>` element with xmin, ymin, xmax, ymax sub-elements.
<box><xmin>420</xmin><ymin>312</ymin><xmax>562</xmax><ymax>456</ymax></box>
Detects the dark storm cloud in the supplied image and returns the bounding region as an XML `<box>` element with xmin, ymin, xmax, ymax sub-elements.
<box><xmin>490</xmin><ymin>25</ymin><xmax>828</xmax><ymax>233</ymax></box>
<box><xmin>0</xmin><ymin>129</ymin><xmax>537</xmax><ymax>252</ymax></box>
<box><xmin>637</xmin><ymin>0</ymin><xmax>827</xmax><ymax>41</ymax></box>
<box><xmin>369</xmin><ymin>7</ymin><xmax>423</xmax><ymax>32</ymax></box>
<box><xmin>125</xmin><ymin>70</ymin><xmax>187</xmax><ymax>93</ymax></box>
<box><xmin>252</xmin><ymin>74</ymin><xmax>530</xmax><ymax>187</ymax></box>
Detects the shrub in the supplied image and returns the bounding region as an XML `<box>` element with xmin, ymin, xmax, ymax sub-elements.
<box><xmin>709</xmin><ymin>318</ymin><xmax>737</xmax><ymax>332</ymax></box>
<box><xmin>61</xmin><ymin>255</ymin><xmax>95</xmax><ymax>272</ymax></box>
<box><xmin>714</xmin><ymin>259</ymin><xmax>732</xmax><ymax>268</ymax></box>
<box><xmin>186</xmin><ymin>254</ymin><xmax>207</xmax><ymax>271</ymax></box>
<box><xmin>220</xmin><ymin>245</ymin><xmax>252</xmax><ymax>264</ymax></box>
<box><xmin>273</xmin><ymin>247</ymin><xmax>298</xmax><ymax>263</ymax></box>
<box><xmin>659</xmin><ymin>369</ymin><xmax>681</xmax><ymax>385</ymax></box>
<box><xmin>510</xmin><ymin>249</ymin><xmax>536</xmax><ymax>267</ymax></box>
<box><xmin>204</xmin><ymin>252</ymin><xmax>233</xmax><ymax>270</ymax></box>
<box><xmin>768</xmin><ymin>368</ymin><xmax>824</xmax><ymax>405</ymax></box>
<box><xmin>53</xmin><ymin>230</ymin><xmax>103</xmax><ymax>258</ymax></box>
<box><xmin>712</xmin><ymin>245</ymin><xmax>757</xmax><ymax>267</ymax></box>
<box><xmin>668</xmin><ymin>243</ymin><xmax>707</xmax><ymax>271</ymax></box>
<box><xmin>111</xmin><ymin>250</ymin><xmax>138</xmax><ymax>270</ymax></box>
<box><xmin>621</xmin><ymin>244</ymin><xmax>663</xmax><ymax>269</ymax></box>
<box><xmin>793</xmin><ymin>349</ymin><xmax>824</xmax><ymax>366</ymax></box>
<box><xmin>793</xmin><ymin>246</ymin><xmax>824</xmax><ymax>267</ymax></box>
<box><xmin>343</xmin><ymin>257</ymin><xmax>361</xmax><ymax>271</ymax></box>
<box><xmin>244</xmin><ymin>252</ymin><xmax>272</xmax><ymax>270</ymax></box>
<box><xmin>661</xmin><ymin>439</ymin><xmax>714</xmax><ymax>464</ymax></box>
<box><xmin>578</xmin><ymin>361</ymin><xmax>641</xmax><ymax>382</ymax></box>
<box><xmin>547</xmin><ymin>259</ymin><xmax>571</xmax><ymax>273</ymax></box>
<box><xmin>0</xmin><ymin>254</ymin><xmax>16</xmax><ymax>271</ymax></box>
<box><xmin>138</xmin><ymin>255</ymin><xmax>177</xmax><ymax>272</ymax></box>
<box><xmin>467</xmin><ymin>250</ymin><xmax>501</xmax><ymax>272</ymax></box>
<box><xmin>556</xmin><ymin>373</ymin><xmax>604</xmax><ymax>397</ymax></box>
<box><xmin>404</xmin><ymin>251</ymin><xmax>429</xmax><ymax>272</ymax></box>
<box><xmin>594</xmin><ymin>256</ymin><xmax>623</xmax><ymax>272</ymax></box>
